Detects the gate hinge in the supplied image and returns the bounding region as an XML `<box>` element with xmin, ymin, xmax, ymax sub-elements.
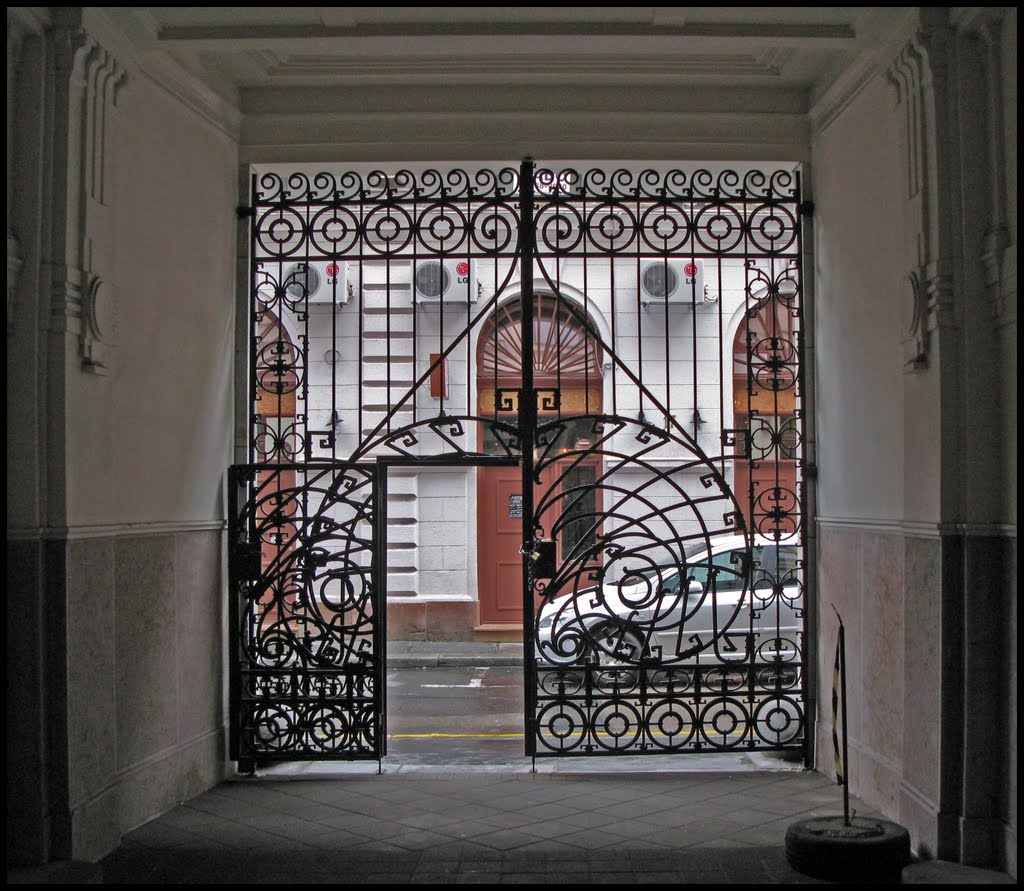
<box><xmin>236</xmin><ymin>205</ymin><xmax>255</xmax><ymax>219</ymax></box>
<box><xmin>798</xmin><ymin>200</ymin><xmax>815</xmax><ymax>217</ymax></box>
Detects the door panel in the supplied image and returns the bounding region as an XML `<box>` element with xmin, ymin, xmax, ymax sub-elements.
<box><xmin>478</xmin><ymin>468</ymin><xmax>526</xmax><ymax>625</ymax></box>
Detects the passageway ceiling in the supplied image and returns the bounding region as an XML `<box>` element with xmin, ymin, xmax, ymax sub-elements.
<box><xmin>102</xmin><ymin>7</ymin><xmax>912</xmax><ymax>162</ymax></box>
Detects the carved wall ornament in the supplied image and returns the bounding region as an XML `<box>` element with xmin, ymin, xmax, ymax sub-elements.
<box><xmin>49</xmin><ymin>18</ymin><xmax>129</xmax><ymax>371</ymax></box>
<box><xmin>972</xmin><ymin>14</ymin><xmax>1012</xmax><ymax>322</ymax></box>
<box><xmin>80</xmin><ymin>274</ymin><xmax>117</xmax><ymax>374</ymax></box>
<box><xmin>7</xmin><ymin>11</ymin><xmax>37</xmax><ymax>337</ymax></box>
<box><xmin>886</xmin><ymin>16</ymin><xmax>957</xmax><ymax>373</ymax></box>
<box><xmin>904</xmin><ymin>269</ymin><xmax>929</xmax><ymax>371</ymax></box>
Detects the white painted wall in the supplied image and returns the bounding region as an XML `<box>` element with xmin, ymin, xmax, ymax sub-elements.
<box><xmin>812</xmin><ymin>75</ymin><xmax>910</xmax><ymax>525</ymax></box>
<box><xmin>66</xmin><ymin>73</ymin><xmax>237</xmax><ymax>527</ymax></box>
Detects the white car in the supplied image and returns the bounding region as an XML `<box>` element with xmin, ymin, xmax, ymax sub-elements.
<box><xmin>535</xmin><ymin>534</ymin><xmax>802</xmax><ymax>670</ymax></box>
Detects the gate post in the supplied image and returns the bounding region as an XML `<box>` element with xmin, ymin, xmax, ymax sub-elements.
<box><xmin>519</xmin><ymin>157</ymin><xmax>537</xmax><ymax>756</ymax></box>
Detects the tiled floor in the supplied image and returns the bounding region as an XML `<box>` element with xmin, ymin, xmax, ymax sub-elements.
<box><xmin>99</xmin><ymin>766</ymin><xmax>867</xmax><ymax>883</ymax></box>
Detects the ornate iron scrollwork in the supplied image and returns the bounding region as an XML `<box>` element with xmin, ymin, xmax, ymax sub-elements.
<box><xmin>231</xmin><ymin>160</ymin><xmax>806</xmax><ymax>764</ymax></box>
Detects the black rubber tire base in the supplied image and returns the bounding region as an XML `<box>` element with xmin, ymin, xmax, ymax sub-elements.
<box><xmin>785</xmin><ymin>815</ymin><xmax>911</xmax><ymax>883</ymax></box>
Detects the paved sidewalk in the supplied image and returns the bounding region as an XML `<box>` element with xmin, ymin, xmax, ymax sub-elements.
<box><xmin>388</xmin><ymin>640</ymin><xmax>525</xmax><ymax>668</ymax></box>
<box><xmin>8</xmin><ymin>646</ymin><xmax>1016</xmax><ymax>884</ymax></box>
<box><xmin>80</xmin><ymin>768</ymin><xmax>1015</xmax><ymax>884</ymax></box>
<box><xmin>99</xmin><ymin>768</ymin><xmax>864</xmax><ymax>884</ymax></box>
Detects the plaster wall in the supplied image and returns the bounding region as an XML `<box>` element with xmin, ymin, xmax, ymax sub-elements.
<box><xmin>811</xmin><ymin>70</ymin><xmax>929</xmax><ymax>839</ymax></box>
<box><xmin>61</xmin><ymin>68</ymin><xmax>236</xmax><ymax>859</ymax></box>
<box><xmin>6</xmin><ymin>30</ymin><xmax>239</xmax><ymax>861</ymax></box>
<box><xmin>811</xmin><ymin>12</ymin><xmax>1018</xmax><ymax>872</ymax></box>
<box><xmin>812</xmin><ymin>76</ymin><xmax>908</xmax><ymax>526</ymax></box>
<box><xmin>65</xmin><ymin>73</ymin><xmax>236</xmax><ymax>527</ymax></box>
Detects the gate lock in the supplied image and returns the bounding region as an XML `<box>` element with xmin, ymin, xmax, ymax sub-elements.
<box><xmin>530</xmin><ymin>539</ymin><xmax>556</xmax><ymax>579</ymax></box>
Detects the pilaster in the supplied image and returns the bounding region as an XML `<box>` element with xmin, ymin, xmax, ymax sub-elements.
<box><xmin>48</xmin><ymin>11</ymin><xmax>129</xmax><ymax>374</ymax></box>
<box><xmin>885</xmin><ymin>13</ymin><xmax>957</xmax><ymax>371</ymax></box>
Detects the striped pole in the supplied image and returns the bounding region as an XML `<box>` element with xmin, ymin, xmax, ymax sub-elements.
<box><xmin>832</xmin><ymin>606</ymin><xmax>850</xmax><ymax>825</ymax></box>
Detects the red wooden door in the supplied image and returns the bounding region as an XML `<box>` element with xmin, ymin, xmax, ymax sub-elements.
<box><xmin>477</xmin><ymin>458</ymin><xmax>599</xmax><ymax>628</ymax></box>
<box><xmin>477</xmin><ymin>466</ymin><xmax>528</xmax><ymax>627</ymax></box>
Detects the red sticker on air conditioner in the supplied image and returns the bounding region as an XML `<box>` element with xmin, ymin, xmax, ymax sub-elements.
<box><xmin>456</xmin><ymin>262</ymin><xmax>470</xmax><ymax>276</ymax></box>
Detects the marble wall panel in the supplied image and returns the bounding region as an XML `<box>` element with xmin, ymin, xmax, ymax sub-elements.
<box><xmin>68</xmin><ymin>786</ymin><xmax>119</xmax><ymax>866</ymax></box>
<box><xmin>1007</xmin><ymin>535</ymin><xmax>1017</xmax><ymax>877</ymax></box>
<box><xmin>959</xmin><ymin>534</ymin><xmax>1016</xmax><ymax>868</ymax></box>
<box><xmin>861</xmin><ymin>532</ymin><xmax>905</xmax><ymax>765</ymax></box>
<box><xmin>174</xmin><ymin>531</ymin><xmax>224</xmax><ymax>743</ymax></box>
<box><xmin>66</xmin><ymin>537</ymin><xmax>117</xmax><ymax>808</ymax></box>
<box><xmin>6</xmin><ymin>539</ymin><xmax>49</xmax><ymax>865</ymax></box>
<box><xmin>114</xmin><ymin>535</ymin><xmax>179</xmax><ymax>768</ymax></box>
<box><xmin>816</xmin><ymin>526</ymin><xmax>863</xmax><ymax>758</ymax></box>
<box><xmin>817</xmin><ymin>525</ymin><xmax>915</xmax><ymax>826</ymax></box>
<box><xmin>901</xmin><ymin>535</ymin><xmax>942</xmax><ymax>802</ymax></box>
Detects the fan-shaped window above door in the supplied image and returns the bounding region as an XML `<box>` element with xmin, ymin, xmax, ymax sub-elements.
<box><xmin>478</xmin><ymin>295</ymin><xmax>603</xmax><ymax>416</ymax></box>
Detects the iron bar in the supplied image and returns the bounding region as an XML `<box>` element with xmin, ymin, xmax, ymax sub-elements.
<box><xmin>519</xmin><ymin>157</ymin><xmax>538</xmax><ymax>757</ymax></box>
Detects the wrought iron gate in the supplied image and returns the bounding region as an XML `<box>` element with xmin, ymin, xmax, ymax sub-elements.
<box><xmin>229</xmin><ymin>160</ymin><xmax>808</xmax><ymax>765</ymax></box>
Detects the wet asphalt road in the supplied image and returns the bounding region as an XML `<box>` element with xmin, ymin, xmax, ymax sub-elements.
<box><xmin>382</xmin><ymin>664</ymin><xmax>804</xmax><ymax>772</ymax></box>
<box><xmin>386</xmin><ymin>665</ymin><xmax>527</xmax><ymax>764</ymax></box>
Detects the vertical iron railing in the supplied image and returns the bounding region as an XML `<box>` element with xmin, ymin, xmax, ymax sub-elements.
<box><xmin>230</xmin><ymin>161</ymin><xmax>807</xmax><ymax>764</ymax></box>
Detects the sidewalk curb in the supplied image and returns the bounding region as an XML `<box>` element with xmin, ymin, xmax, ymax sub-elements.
<box><xmin>388</xmin><ymin>654</ymin><xmax>526</xmax><ymax>669</ymax></box>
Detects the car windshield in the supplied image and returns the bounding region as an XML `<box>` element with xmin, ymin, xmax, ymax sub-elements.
<box><xmin>621</xmin><ymin>565</ymin><xmax>681</xmax><ymax>592</ymax></box>
<box><xmin>687</xmin><ymin>548</ymin><xmax>746</xmax><ymax>592</ymax></box>
<box><xmin>754</xmin><ymin>543</ymin><xmax>799</xmax><ymax>582</ymax></box>
<box><xmin>608</xmin><ymin>542</ymin><xmax>797</xmax><ymax>599</ymax></box>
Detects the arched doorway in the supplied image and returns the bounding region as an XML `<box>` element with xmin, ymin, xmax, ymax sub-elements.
<box><xmin>475</xmin><ymin>294</ymin><xmax>604</xmax><ymax>630</ymax></box>
<box><xmin>731</xmin><ymin>277</ymin><xmax>800</xmax><ymax>538</ymax></box>
<box><xmin>251</xmin><ymin>310</ymin><xmax>300</xmax><ymax>633</ymax></box>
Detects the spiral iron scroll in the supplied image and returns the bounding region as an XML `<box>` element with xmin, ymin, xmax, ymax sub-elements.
<box><xmin>231</xmin><ymin>465</ymin><xmax>378</xmax><ymax>759</ymax></box>
<box><xmin>531</xmin><ymin>416</ymin><xmax>803</xmax><ymax>755</ymax></box>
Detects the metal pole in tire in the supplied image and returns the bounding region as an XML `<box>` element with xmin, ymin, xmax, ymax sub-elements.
<box><xmin>833</xmin><ymin>607</ymin><xmax>850</xmax><ymax>825</ymax></box>
<box><xmin>785</xmin><ymin>607</ymin><xmax>911</xmax><ymax>882</ymax></box>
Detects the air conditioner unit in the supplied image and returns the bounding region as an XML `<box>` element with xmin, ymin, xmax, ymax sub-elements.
<box><xmin>412</xmin><ymin>259</ymin><xmax>478</xmax><ymax>304</ymax></box>
<box><xmin>281</xmin><ymin>260</ymin><xmax>351</xmax><ymax>305</ymax></box>
<box><xmin>639</xmin><ymin>259</ymin><xmax>704</xmax><ymax>305</ymax></box>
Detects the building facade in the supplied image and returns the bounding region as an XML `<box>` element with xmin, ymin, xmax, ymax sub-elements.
<box><xmin>6</xmin><ymin>6</ymin><xmax>1017</xmax><ymax>876</ymax></box>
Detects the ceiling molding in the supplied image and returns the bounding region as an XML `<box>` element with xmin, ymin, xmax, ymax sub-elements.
<box><xmin>808</xmin><ymin>54</ymin><xmax>882</xmax><ymax>136</ymax></box>
<box><xmin>238</xmin><ymin>109</ymin><xmax>810</xmax><ymax>165</ymax></box>
<box><xmin>139</xmin><ymin>52</ymin><xmax>243</xmax><ymax>141</ymax></box>
<box><xmin>240</xmin><ymin>83</ymin><xmax>807</xmax><ymax>117</ymax></box>
<box><xmin>154</xmin><ymin>20</ymin><xmax>858</xmax><ymax>45</ymax></box>
<box><xmin>808</xmin><ymin>7</ymin><xmax>918</xmax><ymax>136</ymax></box>
<box><xmin>259</xmin><ymin>51</ymin><xmax>794</xmax><ymax>84</ymax></box>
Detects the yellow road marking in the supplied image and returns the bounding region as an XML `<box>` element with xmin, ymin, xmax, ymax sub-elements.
<box><xmin>389</xmin><ymin>732</ymin><xmax>521</xmax><ymax>739</ymax></box>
